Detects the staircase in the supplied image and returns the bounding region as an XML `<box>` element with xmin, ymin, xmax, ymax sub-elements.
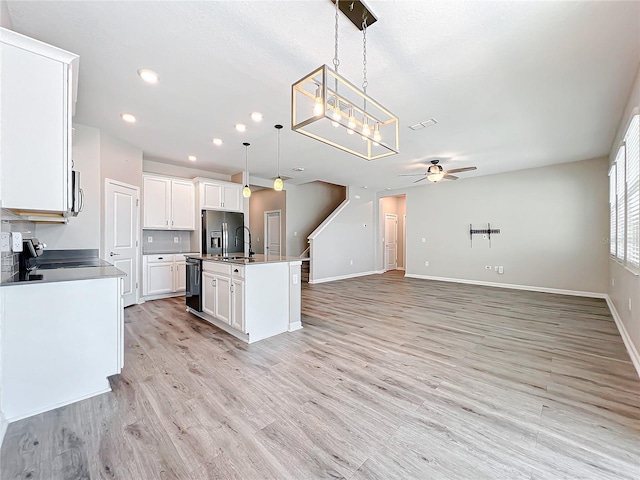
<box><xmin>299</xmin><ymin>246</ymin><xmax>310</xmax><ymax>283</ymax></box>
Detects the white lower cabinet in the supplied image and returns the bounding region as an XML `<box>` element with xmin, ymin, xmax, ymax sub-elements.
<box><xmin>231</xmin><ymin>278</ymin><xmax>244</xmax><ymax>332</ymax></box>
<box><xmin>200</xmin><ymin>263</ymin><xmax>245</xmax><ymax>332</ymax></box>
<box><xmin>143</xmin><ymin>253</ymin><xmax>197</xmax><ymax>298</ymax></box>
<box><xmin>202</xmin><ymin>271</ymin><xmax>217</xmax><ymax>317</ymax></box>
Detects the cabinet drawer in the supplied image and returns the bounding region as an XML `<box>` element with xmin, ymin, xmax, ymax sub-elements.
<box><xmin>231</xmin><ymin>265</ymin><xmax>244</xmax><ymax>279</ymax></box>
<box><xmin>145</xmin><ymin>254</ymin><xmax>175</xmax><ymax>263</ymax></box>
<box><xmin>202</xmin><ymin>262</ymin><xmax>231</xmax><ymax>276</ymax></box>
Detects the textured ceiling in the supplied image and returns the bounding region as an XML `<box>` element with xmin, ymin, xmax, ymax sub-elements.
<box><xmin>5</xmin><ymin>1</ymin><xmax>640</xmax><ymax>189</ymax></box>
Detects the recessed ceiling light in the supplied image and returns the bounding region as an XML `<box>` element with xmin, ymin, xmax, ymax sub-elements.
<box><xmin>362</xmin><ymin>186</ymin><xmax>368</xmax><ymax>189</ymax></box>
<box><xmin>137</xmin><ymin>68</ymin><xmax>159</xmax><ymax>84</ymax></box>
<box><xmin>250</xmin><ymin>112</ymin><xmax>263</xmax><ymax>122</ymax></box>
<box><xmin>292</xmin><ymin>166</ymin><xmax>305</xmax><ymax>172</ymax></box>
<box><xmin>386</xmin><ymin>187</ymin><xmax>391</xmax><ymax>190</ymax></box>
<box><xmin>235</xmin><ymin>123</ymin><xmax>247</xmax><ymax>132</ymax></box>
<box><xmin>188</xmin><ymin>155</ymin><xmax>197</xmax><ymax>161</ymax></box>
<box><xmin>121</xmin><ymin>113</ymin><xmax>136</xmax><ymax>123</ymax></box>
<box><xmin>212</xmin><ymin>138</ymin><xmax>223</xmax><ymax>146</ymax></box>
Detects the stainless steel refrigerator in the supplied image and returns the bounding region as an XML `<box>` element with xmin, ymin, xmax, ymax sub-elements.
<box><xmin>202</xmin><ymin>210</ymin><xmax>245</xmax><ymax>256</ymax></box>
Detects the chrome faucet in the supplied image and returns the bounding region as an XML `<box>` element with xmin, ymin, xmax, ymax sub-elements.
<box><xmin>235</xmin><ymin>225</ymin><xmax>255</xmax><ymax>257</ymax></box>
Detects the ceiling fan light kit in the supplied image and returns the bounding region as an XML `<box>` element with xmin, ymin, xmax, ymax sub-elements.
<box><xmin>291</xmin><ymin>0</ymin><xmax>399</xmax><ymax>161</ymax></box>
<box><xmin>399</xmin><ymin>159</ymin><xmax>477</xmax><ymax>184</ymax></box>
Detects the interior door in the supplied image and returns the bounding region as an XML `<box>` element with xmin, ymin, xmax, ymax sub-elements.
<box><xmin>105</xmin><ymin>180</ymin><xmax>140</xmax><ymax>307</ymax></box>
<box><xmin>265</xmin><ymin>210</ymin><xmax>281</xmax><ymax>257</ymax></box>
<box><xmin>384</xmin><ymin>213</ymin><xmax>398</xmax><ymax>271</ymax></box>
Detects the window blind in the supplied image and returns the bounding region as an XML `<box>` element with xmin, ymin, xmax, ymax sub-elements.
<box><xmin>610</xmin><ymin>164</ymin><xmax>617</xmax><ymax>257</ymax></box>
<box><xmin>616</xmin><ymin>145</ymin><xmax>626</xmax><ymax>261</ymax></box>
<box><xmin>625</xmin><ymin>114</ymin><xmax>639</xmax><ymax>268</ymax></box>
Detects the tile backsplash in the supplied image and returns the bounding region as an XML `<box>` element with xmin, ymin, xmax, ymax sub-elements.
<box><xmin>1</xmin><ymin>210</ymin><xmax>35</xmax><ymax>282</ymax></box>
<box><xmin>143</xmin><ymin>229</ymin><xmax>193</xmax><ymax>254</ymax></box>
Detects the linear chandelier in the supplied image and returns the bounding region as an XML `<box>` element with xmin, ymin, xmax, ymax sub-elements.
<box><xmin>291</xmin><ymin>0</ymin><xmax>399</xmax><ymax>161</ymax></box>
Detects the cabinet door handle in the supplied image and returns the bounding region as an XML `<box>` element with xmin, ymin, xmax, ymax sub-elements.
<box><xmin>166</xmin><ymin>220</ymin><xmax>169</xmax><ymax>225</ymax></box>
<box><xmin>234</xmin><ymin>269</ymin><xmax>239</xmax><ymax>273</ymax></box>
<box><xmin>171</xmin><ymin>220</ymin><xmax>174</xmax><ymax>225</ymax></box>
<box><xmin>171</xmin><ymin>265</ymin><xmax>173</xmax><ymax>271</ymax></box>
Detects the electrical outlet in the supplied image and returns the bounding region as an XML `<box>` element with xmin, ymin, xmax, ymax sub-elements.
<box><xmin>10</xmin><ymin>232</ymin><xmax>22</xmax><ymax>252</ymax></box>
<box><xmin>292</xmin><ymin>274</ymin><xmax>299</xmax><ymax>285</ymax></box>
<box><xmin>425</xmin><ymin>261</ymin><xmax>429</xmax><ymax>267</ymax></box>
<box><xmin>498</xmin><ymin>266</ymin><xmax>504</xmax><ymax>274</ymax></box>
<box><xmin>485</xmin><ymin>265</ymin><xmax>492</xmax><ymax>270</ymax></box>
<box><xmin>612</xmin><ymin>278</ymin><xmax>615</xmax><ymax>287</ymax></box>
<box><xmin>294</xmin><ymin>231</ymin><xmax>297</xmax><ymax>237</ymax></box>
<box><xmin>173</xmin><ymin>237</ymin><xmax>180</xmax><ymax>243</ymax></box>
<box><xmin>0</xmin><ymin>233</ymin><xmax>10</xmax><ymax>253</ymax></box>
<box><xmin>421</xmin><ymin>237</ymin><xmax>426</xmax><ymax>243</ymax></box>
<box><xmin>147</xmin><ymin>236</ymin><xmax>153</xmax><ymax>243</ymax></box>
<box><xmin>629</xmin><ymin>298</ymin><xmax>632</xmax><ymax>312</ymax></box>
<box><xmin>350</xmin><ymin>260</ymin><xmax>353</xmax><ymax>265</ymax></box>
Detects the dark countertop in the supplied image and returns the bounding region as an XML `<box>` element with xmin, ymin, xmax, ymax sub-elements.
<box><xmin>1</xmin><ymin>265</ymin><xmax>126</xmax><ymax>287</ymax></box>
<box><xmin>188</xmin><ymin>254</ymin><xmax>302</xmax><ymax>265</ymax></box>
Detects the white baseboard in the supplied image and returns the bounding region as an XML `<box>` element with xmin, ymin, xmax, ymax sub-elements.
<box><xmin>605</xmin><ymin>295</ymin><xmax>640</xmax><ymax>379</ymax></box>
<box><xmin>5</xmin><ymin>384</ymin><xmax>112</xmax><ymax>423</ymax></box>
<box><xmin>0</xmin><ymin>410</ymin><xmax>7</xmax><ymax>450</ymax></box>
<box><xmin>288</xmin><ymin>321</ymin><xmax>303</xmax><ymax>332</ymax></box>
<box><xmin>310</xmin><ymin>270</ymin><xmax>384</xmax><ymax>284</ymax></box>
<box><xmin>397</xmin><ymin>267</ymin><xmax>405</xmax><ymax>271</ymax></box>
<box><xmin>404</xmin><ymin>274</ymin><xmax>607</xmax><ymax>299</ymax></box>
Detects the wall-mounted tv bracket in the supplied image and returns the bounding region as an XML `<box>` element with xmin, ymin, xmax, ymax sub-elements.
<box><xmin>470</xmin><ymin>223</ymin><xmax>501</xmax><ymax>248</ymax></box>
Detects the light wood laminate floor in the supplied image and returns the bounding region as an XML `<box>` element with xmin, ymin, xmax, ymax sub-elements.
<box><xmin>2</xmin><ymin>272</ymin><xmax>639</xmax><ymax>479</ymax></box>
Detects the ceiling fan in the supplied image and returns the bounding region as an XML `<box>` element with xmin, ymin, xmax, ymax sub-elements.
<box><xmin>399</xmin><ymin>160</ymin><xmax>477</xmax><ymax>183</ymax></box>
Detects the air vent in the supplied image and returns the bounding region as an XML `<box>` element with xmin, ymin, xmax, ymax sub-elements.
<box><xmin>409</xmin><ymin>118</ymin><xmax>438</xmax><ymax>130</ymax></box>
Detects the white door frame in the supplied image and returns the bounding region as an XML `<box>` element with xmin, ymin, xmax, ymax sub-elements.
<box><xmin>264</xmin><ymin>209</ymin><xmax>282</xmax><ymax>257</ymax></box>
<box><xmin>104</xmin><ymin>178</ymin><xmax>141</xmax><ymax>305</ymax></box>
<box><xmin>403</xmin><ymin>213</ymin><xmax>407</xmax><ymax>270</ymax></box>
<box><xmin>384</xmin><ymin>213</ymin><xmax>398</xmax><ymax>271</ymax></box>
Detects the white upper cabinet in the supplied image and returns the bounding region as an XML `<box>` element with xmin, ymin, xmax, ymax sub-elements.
<box><xmin>1</xmin><ymin>28</ymin><xmax>78</xmax><ymax>213</ymax></box>
<box><xmin>170</xmin><ymin>179</ymin><xmax>196</xmax><ymax>229</ymax></box>
<box><xmin>198</xmin><ymin>180</ymin><xmax>242</xmax><ymax>212</ymax></box>
<box><xmin>143</xmin><ymin>175</ymin><xmax>195</xmax><ymax>230</ymax></box>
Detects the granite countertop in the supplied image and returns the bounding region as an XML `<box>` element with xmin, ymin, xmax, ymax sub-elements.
<box><xmin>1</xmin><ymin>265</ymin><xmax>126</xmax><ymax>287</ymax></box>
<box><xmin>189</xmin><ymin>254</ymin><xmax>302</xmax><ymax>265</ymax></box>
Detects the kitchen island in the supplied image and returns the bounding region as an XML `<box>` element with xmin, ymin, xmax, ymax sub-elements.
<box><xmin>186</xmin><ymin>254</ymin><xmax>302</xmax><ymax>343</ymax></box>
<box><xmin>1</xmin><ymin>265</ymin><xmax>125</xmax><ymax>422</ymax></box>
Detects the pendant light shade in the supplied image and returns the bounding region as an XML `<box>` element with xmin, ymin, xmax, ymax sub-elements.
<box><xmin>273</xmin><ymin>124</ymin><xmax>284</xmax><ymax>191</ymax></box>
<box><xmin>242</xmin><ymin>142</ymin><xmax>251</xmax><ymax>198</ymax></box>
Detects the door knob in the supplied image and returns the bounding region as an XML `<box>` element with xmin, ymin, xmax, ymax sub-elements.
<box><xmin>110</xmin><ymin>252</ymin><xmax>120</xmax><ymax>257</ymax></box>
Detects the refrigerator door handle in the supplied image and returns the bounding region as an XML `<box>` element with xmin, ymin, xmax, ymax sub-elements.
<box><xmin>222</xmin><ymin>222</ymin><xmax>228</xmax><ymax>256</ymax></box>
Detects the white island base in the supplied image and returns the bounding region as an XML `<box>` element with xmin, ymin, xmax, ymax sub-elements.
<box><xmin>187</xmin><ymin>256</ymin><xmax>302</xmax><ymax>344</ymax></box>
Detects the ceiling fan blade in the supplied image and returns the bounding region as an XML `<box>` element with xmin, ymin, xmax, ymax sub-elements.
<box><xmin>398</xmin><ymin>173</ymin><xmax>428</xmax><ymax>177</ymax></box>
<box><xmin>413</xmin><ymin>176</ymin><xmax>429</xmax><ymax>184</ymax></box>
<box><xmin>445</xmin><ymin>166</ymin><xmax>477</xmax><ymax>174</ymax></box>
<box><xmin>443</xmin><ymin>175</ymin><xmax>459</xmax><ymax>180</ymax></box>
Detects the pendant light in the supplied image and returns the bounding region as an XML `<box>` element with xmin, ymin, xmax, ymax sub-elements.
<box><xmin>242</xmin><ymin>142</ymin><xmax>251</xmax><ymax>198</ymax></box>
<box><xmin>273</xmin><ymin>124</ymin><xmax>284</xmax><ymax>191</ymax></box>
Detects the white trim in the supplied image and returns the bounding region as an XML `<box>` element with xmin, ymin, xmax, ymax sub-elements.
<box><xmin>308</xmin><ymin>196</ymin><xmax>351</xmax><ymax>240</ymax></box>
<box><xmin>403</xmin><ymin>274</ymin><xmax>607</xmax><ymax>299</ymax></box>
<box><xmin>0</xmin><ymin>410</ymin><xmax>7</xmax><ymax>450</ymax></box>
<box><xmin>606</xmin><ymin>295</ymin><xmax>640</xmax><ymax>379</ymax></box>
<box><xmin>5</xmin><ymin>383</ymin><xmax>111</xmax><ymax>423</ymax></box>
<box><xmin>288</xmin><ymin>321</ymin><xmax>303</xmax><ymax>332</ymax></box>
<box><xmin>397</xmin><ymin>267</ymin><xmax>405</xmax><ymax>271</ymax></box>
<box><xmin>309</xmin><ymin>270</ymin><xmax>384</xmax><ymax>284</ymax></box>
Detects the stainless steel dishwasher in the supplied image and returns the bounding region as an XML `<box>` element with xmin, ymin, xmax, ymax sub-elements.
<box><xmin>185</xmin><ymin>257</ymin><xmax>202</xmax><ymax>312</ymax></box>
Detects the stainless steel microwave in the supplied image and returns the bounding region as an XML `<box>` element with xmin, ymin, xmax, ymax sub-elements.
<box><xmin>70</xmin><ymin>170</ymin><xmax>84</xmax><ymax>216</ymax></box>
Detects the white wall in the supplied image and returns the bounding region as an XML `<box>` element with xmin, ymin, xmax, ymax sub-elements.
<box><xmin>143</xmin><ymin>158</ymin><xmax>231</xmax><ymax>182</ymax></box>
<box><xmin>403</xmin><ymin>157</ymin><xmax>609</xmax><ymax>294</ymax></box>
<box><xmin>608</xmin><ymin>63</ymin><xmax>640</xmax><ymax>367</ymax></box>
<box><xmin>1</xmin><ymin>0</ymin><xmax>12</xmax><ymax>29</ymax></box>
<box><xmin>37</xmin><ymin>124</ymin><xmax>101</xmax><ymax>249</ymax></box>
<box><xmin>99</xmin><ymin>132</ymin><xmax>143</xmax><ymax>257</ymax></box>
<box><xmin>309</xmin><ymin>188</ymin><xmax>377</xmax><ymax>282</ymax></box>
<box><xmin>286</xmin><ymin>181</ymin><xmax>345</xmax><ymax>256</ymax></box>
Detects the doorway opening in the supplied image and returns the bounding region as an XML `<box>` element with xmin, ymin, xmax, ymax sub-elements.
<box><xmin>264</xmin><ymin>210</ymin><xmax>282</xmax><ymax>257</ymax></box>
<box><xmin>379</xmin><ymin>194</ymin><xmax>406</xmax><ymax>272</ymax></box>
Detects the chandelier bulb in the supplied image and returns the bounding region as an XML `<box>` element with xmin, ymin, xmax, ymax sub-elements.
<box><xmin>347</xmin><ymin>107</ymin><xmax>356</xmax><ymax>135</ymax></box>
<box><xmin>313</xmin><ymin>85</ymin><xmax>323</xmax><ymax>117</ymax></box>
<box><xmin>361</xmin><ymin>116</ymin><xmax>371</xmax><ymax>141</ymax></box>
<box><xmin>373</xmin><ymin>123</ymin><xmax>382</xmax><ymax>143</ymax></box>
<box><xmin>331</xmin><ymin>96</ymin><xmax>341</xmax><ymax>127</ymax></box>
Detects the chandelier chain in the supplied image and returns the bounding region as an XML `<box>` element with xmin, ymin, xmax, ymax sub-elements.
<box><xmin>362</xmin><ymin>19</ymin><xmax>368</xmax><ymax>93</ymax></box>
<box><xmin>333</xmin><ymin>0</ymin><xmax>340</xmax><ymax>72</ymax></box>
